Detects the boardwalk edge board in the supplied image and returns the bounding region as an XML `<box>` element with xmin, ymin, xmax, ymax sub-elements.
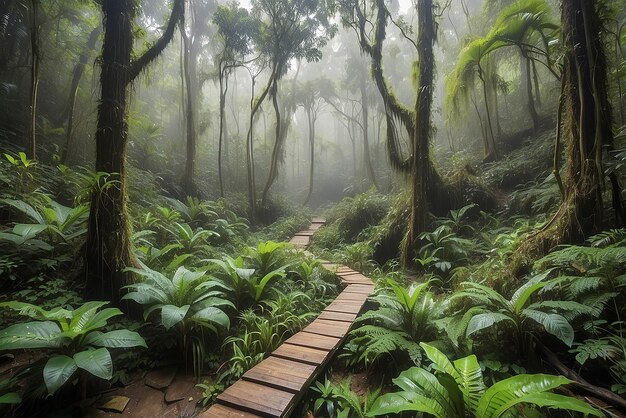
<box><xmin>202</xmin><ymin>219</ymin><xmax>375</xmax><ymax>417</ymax></box>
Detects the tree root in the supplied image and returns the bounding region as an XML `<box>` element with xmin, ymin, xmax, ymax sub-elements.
<box><xmin>539</xmin><ymin>342</ymin><xmax>626</xmax><ymax>414</ymax></box>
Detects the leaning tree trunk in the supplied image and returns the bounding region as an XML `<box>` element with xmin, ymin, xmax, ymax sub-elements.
<box><xmin>402</xmin><ymin>0</ymin><xmax>434</xmax><ymax>266</ymax></box>
<box><xmin>85</xmin><ymin>0</ymin><xmax>182</xmax><ymax>302</ymax></box>
<box><xmin>261</xmin><ymin>80</ymin><xmax>282</xmax><ymax>206</ymax></box>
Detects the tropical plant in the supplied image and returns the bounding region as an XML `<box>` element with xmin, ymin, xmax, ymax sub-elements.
<box><xmin>0</xmin><ymin>301</ymin><xmax>146</xmax><ymax>396</ymax></box>
<box><xmin>245</xmin><ymin>240</ymin><xmax>290</xmax><ymax>276</ymax></box>
<box><xmin>122</xmin><ymin>265</ymin><xmax>233</xmax><ymax>376</ymax></box>
<box><xmin>168</xmin><ymin>222</ymin><xmax>219</xmax><ymax>257</ymax></box>
<box><xmin>312</xmin><ymin>377</ymin><xmax>382</xmax><ymax>418</ymax></box>
<box><xmin>0</xmin><ymin>195</ymin><xmax>88</xmax><ymax>243</ymax></box>
<box><xmin>416</xmin><ymin>225</ymin><xmax>478</xmax><ymax>274</ymax></box>
<box><xmin>343</xmin><ymin>279</ymin><xmax>439</xmax><ymax>369</ymax></box>
<box><xmin>368</xmin><ymin>342</ymin><xmax>602</xmax><ymax>417</ymax></box>
<box><xmin>206</xmin><ymin>255</ymin><xmax>286</xmax><ymax>308</ymax></box>
<box><xmin>442</xmin><ymin>271</ymin><xmax>599</xmax><ymax>353</ymax></box>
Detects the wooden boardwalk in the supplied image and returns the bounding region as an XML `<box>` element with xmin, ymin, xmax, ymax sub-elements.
<box><xmin>198</xmin><ymin>219</ymin><xmax>374</xmax><ymax>418</ymax></box>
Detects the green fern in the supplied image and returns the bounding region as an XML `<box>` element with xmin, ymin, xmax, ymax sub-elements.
<box><xmin>347</xmin><ymin>325</ymin><xmax>422</xmax><ymax>367</ymax></box>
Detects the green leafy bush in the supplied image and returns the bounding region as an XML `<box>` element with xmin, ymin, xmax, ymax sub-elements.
<box><xmin>0</xmin><ymin>301</ymin><xmax>145</xmax><ymax>396</ymax></box>
<box><xmin>122</xmin><ymin>265</ymin><xmax>233</xmax><ymax>376</ymax></box>
<box><xmin>368</xmin><ymin>342</ymin><xmax>602</xmax><ymax>417</ymax></box>
<box><xmin>343</xmin><ymin>279</ymin><xmax>440</xmax><ymax>370</ymax></box>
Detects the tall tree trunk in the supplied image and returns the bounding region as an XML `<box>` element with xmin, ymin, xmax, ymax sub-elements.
<box><xmin>521</xmin><ymin>48</ymin><xmax>539</xmax><ymax>133</ymax></box>
<box><xmin>85</xmin><ymin>0</ymin><xmax>182</xmax><ymax>302</ymax></box>
<box><xmin>62</xmin><ymin>27</ymin><xmax>101</xmax><ymax>164</ymax></box>
<box><xmin>28</xmin><ymin>0</ymin><xmax>39</xmax><ymax>160</ymax></box>
<box><xmin>218</xmin><ymin>63</ymin><xmax>228</xmax><ymax>197</ymax></box>
<box><xmin>479</xmin><ymin>69</ymin><xmax>498</xmax><ymax>161</ymax></box>
<box><xmin>542</xmin><ymin>0</ymin><xmax>618</xmax><ymax>244</ymax></box>
<box><xmin>304</xmin><ymin>106</ymin><xmax>315</xmax><ymax>205</ymax></box>
<box><xmin>180</xmin><ymin>21</ymin><xmax>197</xmax><ymax>197</ymax></box>
<box><xmin>360</xmin><ymin>80</ymin><xmax>378</xmax><ymax>190</ymax></box>
<box><xmin>402</xmin><ymin>0</ymin><xmax>434</xmax><ymax>266</ymax></box>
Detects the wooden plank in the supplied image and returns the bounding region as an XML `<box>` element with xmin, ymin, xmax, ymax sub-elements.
<box><xmin>340</xmin><ymin>277</ymin><xmax>374</xmax><ymax>285</ymax></box>
<box><xmin>289</xmin><ymin>235</ymin><xmax>310</xmax><ymax>246</ymax></box>
<box><xmin>198</xmin><ymin>404</ymin><xmax>261</xmax><ymax>418</ymax></box>
<box><xmin>324</xmin><ymin>301</ymin><xmax>365</xmax><ymax>314</ymax></box>
<box><xmin>335</xmin><ymin>292</ymin><xmax>369</xmax><ymax>302</ymax></box>
<box><xmin>317</xmin><ymin>311</ymin><xmax>357</xmax><ymax>322</ymax></box>
<box><xmin>308</xmin><ymin>223</ymin><xmax>323</xmax><ymax>231</ymax></box>
<box><xmin>343</xmin><ymin>284</ymin><xmax>375</xmax><ymax>292</ymax></box>
<box><xmin>217</xmin><ymin>380</ymin><xmax>294</xmax><ymax>418</ymax></box>
<box><xmin>285</xmin><ymin>331</ymin><xmax>341</xmax><ymax>351</ymax></box>
<box><xmin>304</xmin><ymin>319</ymin><xmax>352</xmax><ymax>338</ymax></box>
<box><xmin>311</xmin><ymin>217</ymin><xmax>326</xmax><ymax>223</ymax></box>
<box><xmin>243</xmin><ymin>357</ymin><xmax>317</xmax><ymax>394</ymax></box>
<box><xmin>294</xmin><ymin>230</ymin><xmax>316</xmax><ymax>236</ymax></box>
<box><xmin>337</xmin><ymin>272</ymin><xmax>370</xmax><ymax>280</ymax></box>
<box><xmin>336</xmin><ymin>270</ymin><xmax>360</xmax><ymax>277</ymax></box>
<box><xmin>271</xmin><ymin>344</ymin><xmax>330</xmax><ymax>366</ymax></box>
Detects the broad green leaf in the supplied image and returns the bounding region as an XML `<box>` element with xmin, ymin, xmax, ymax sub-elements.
<box><xmin>13</xmin><ymin>223</ymin><xmax>47</xmax><ymax>238</ymax></box>
<box><xmin>192</xmin><ymin>307</ymin><xmax>230</xmax><ymax>330</ymax></box>
<box><xmin>466</xmin><ymin>313</ymin><xmax>515</xmax><ymax>337</ymax></box>
<box><xmin>0</xmin><ymin>321</ymin><xmax>65</xmax><ymax>349</ymax></box>
<box><xmin>523</xmin><ymin>309</ymin><xmax>574</xmax><ymax>347</ymax></box>
<box><xmin>393</xmin><ymin>367</ymin><xmax>458</xmax><ymax>416</ymax></box>
<box><xmin>0</xmin><ymin>199</ymin><xmax>44</xmax><ymax>224</ymax></box>
<box><xmin>83</xmin><ymin>330</ymin><xmax>147</xmax><ymax>348</ymax></box>
<box><xmin>368</xmin><ymin>391</ymin><xmax>445</xmax><ymax>417</ymax></box>
<box><xmin>491</xmin><ymin>392</ymin><xmax>603</xmax><ymax>417</ymax></box>
<box><xmin>420</xmin><ymin>343</ymin><xmax>461</xmax><ymax>382</ymax></box>
<box><xmin>453</xmin><ymin>353</ymin><xmax>485</xmax><ymax>413</ymax></box>
<box><xmin>44</xmin><ymin>355</ymin><xmax>77</xmax><ymax>395</ymax></box>
<box><xmin>79</xmin><ymin>307</ymin><xmax>123</xmax><ymax>333</ymax></box>
<box><xmin>74</xmin><ymin>348</ymin><xmax>112</xmax><ymax>380</ymax></box>
<box><xmin>477</xmin><ymin>374</ymin><xmax>569</xmax><ymax>418</ymax></box>
<box><xmin>161</xmin><ymin>305</ymin><xmax>189</xmax><ymax>330</ymax></box>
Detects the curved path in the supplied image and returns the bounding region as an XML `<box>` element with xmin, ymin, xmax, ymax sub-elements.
<box><xmin>198</xmin><ymin>218</ymin><xmax>375</xmax><ymax>417</ymax></box>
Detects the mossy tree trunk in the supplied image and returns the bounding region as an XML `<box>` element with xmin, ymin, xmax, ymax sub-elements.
<box><xmin>85</xmin><ymin>0</ymin><xmax>183</xmax><ymax>302</ymax></box>
<box><xmin>548</xmin><ymin>0</ymin><xmax>620</xmax><ymax>243</ymax></box>
<box><xmin>403</xmin><ymin>0</ymin><xmax>435</xmax><ymax>265</ymax></box>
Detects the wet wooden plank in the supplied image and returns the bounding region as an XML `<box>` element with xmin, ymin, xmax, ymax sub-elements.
<box><xmin>217</xmin><ymin>380</ymin><xmax>294</xmax><ymax>418</ymax></box>
<box><xmin>198</xmin><ymin>404</ymin><xmax>261</xmax><ymax>418</ymax></box>
<box><xmin>271</xmin><ymin>344</ymin><xmax>330</xmax><ymax>366</ymax></box>
<box><xmin>285</xmin><ymin>331</ymin><xmax>341</xmax><ymax>351</ymax></box>
<box><xmin>308</xmin><ymin>223</ymin><xmax>323</xmax><ymax>231</ymax></box>
<box><xmin>311</xmin><ymin>217</ymin><xmax>326</xmax><ymax>224</ymax></box>
<box><xmin>243</xmin><ymin>357</ymin><xmax>317</xmax><ymax>393</ymax></box>
<box><xmin>304</xmin><ymin>319</ymin><xmax>352</xmax><ymax>338</ymax></box>
<box><xmin>317</xmin><ymin>310</ymin><xmax>357</xmax><ymax>322</ymax></box>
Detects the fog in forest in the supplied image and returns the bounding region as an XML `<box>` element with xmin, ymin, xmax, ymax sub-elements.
<box><xmin>2</xmin><ymin>0</ymin><xmax>565</xmax><ymax>209</ymax></box>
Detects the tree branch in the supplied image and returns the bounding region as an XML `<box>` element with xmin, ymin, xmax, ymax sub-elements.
<box><xmin>128</xmin><ymin>0</ymin><xmax>184</xmax><ymax>83</ymax></box>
